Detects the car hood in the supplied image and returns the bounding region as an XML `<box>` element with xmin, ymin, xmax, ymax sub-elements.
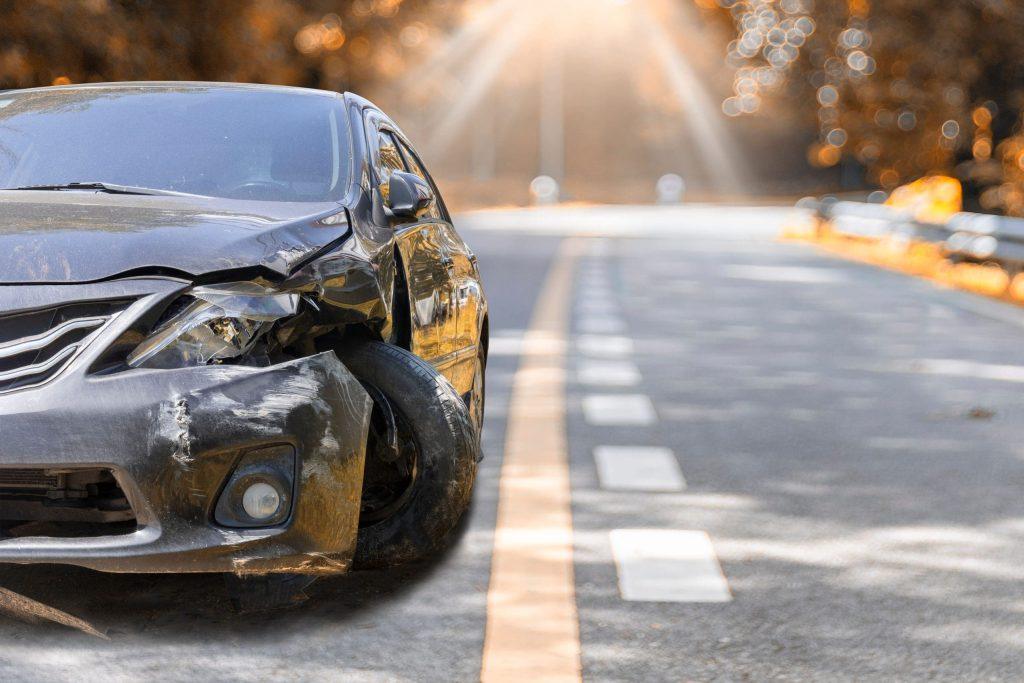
<box><xmin>0</xmin><ymin>191</ymin><xmax>349</xmax><ymax>283</ymax></box>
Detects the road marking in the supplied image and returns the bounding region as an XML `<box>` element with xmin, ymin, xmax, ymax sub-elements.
<box><xmin>482</xmin><ymin>238</ymin><xmax>582</xmax><ymax>682</ymax></box>
<box><xmin>576</xmin><ymin>292</ymin><xmax>616</xmax><ymax>303</ymax></box>
<box><xmin>487</xmin><ymin>330</ymin><xmax>572</xmax><ymax>357</ymax></box>
<box><xmin>486</xmin><ymin>330</ymin><xmax>525</xmax><ymax>356</ymax></box>
<box><xmin>576</xmin><ymin>309</ymin><xmax>619</xmax><ymax>323</ymax></box>
<box><xmin>578</xmin><ymin>274</ymin><xmax>610</xmax><ymax>283</ymax></box>
<box><xmin>582</xmin><ymin>394</ymin><xmax>657</xmax><ymax>425</ymax></box>
<box><xmin>724</xmin><ymin>264</ymin><xmax>846</xmax><ymax>283</ymax></box>
<box><xmin>577</xmin><ymin>317</ymin><xmax>627</xmax><ymax>334</ymax></box>
<box><xmin>594</xmin><ymin>446</ymin><xmax>685</xmax><ymax>491</ymax></box>
<box><xmin>577</xmin><ymin>359</ymin><xmax>641</xmax><ymax>386</ymax></box>
<box><xmin>578</xmin><ymin>280</ymin><xmax>611</xmax><ymax>290</ymax></box>
<box><xmin>577</xmin><ymin>287</ymin><xmax>614</xmax><ymax>298</ymax></box>
<box><xmin>909</xmin><ymin>358</ymin><xmax>1024</xmax><ymax>383</ymax></box>
<box><xmin>610</xmin><ymin>529</ymin><xmax>732</xmax><ymax>602</ymax></box>
<box><xmin>577</xmin><ymin>334</ymin><xmax>635</xmax><ymax>358</ymax></box>
<box><xmin>576</xmin><ymin>300</ymin><xmax>618</xmax><ymax>315</ymax></box>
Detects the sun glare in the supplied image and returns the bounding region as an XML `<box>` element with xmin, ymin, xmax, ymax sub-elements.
<box><xmin>377</xmin><ymin>0</ymin><xmax>750</xmax><ymax>199</ymax></box>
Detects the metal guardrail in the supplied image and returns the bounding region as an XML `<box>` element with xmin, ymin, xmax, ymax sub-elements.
<box><xmin>802</xmin><ymin>196</ymin><xmax>1024</xmax><ymax>273</ymax></box>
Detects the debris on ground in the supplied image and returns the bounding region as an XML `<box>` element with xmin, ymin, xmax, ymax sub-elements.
<box><xmin>0</xmin><ymin>586</ymin><xmax>109</xmax><ymax>639</ymax></box>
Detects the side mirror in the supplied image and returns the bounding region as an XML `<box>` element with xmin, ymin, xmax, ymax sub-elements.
<box><xmin>385</xmin><ymin>171</ymin><xmax>433</xmax><ymax>221</ymax></box>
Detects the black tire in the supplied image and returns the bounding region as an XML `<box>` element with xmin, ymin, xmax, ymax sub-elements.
<box><xmin>335</xmin><ymin>340</ymin><xmax>479</xmax><ymax>569</ymax></box>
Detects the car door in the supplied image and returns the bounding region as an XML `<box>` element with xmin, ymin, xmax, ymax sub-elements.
<box><xmin>365</xmin><ymin>114</ymin><xmax>457</xmax><ymax>382</ymax></box>
<box><xmin>394</xmin><ymin>137</ymin><xmax>484</xmax><ymax>390</ymax></box>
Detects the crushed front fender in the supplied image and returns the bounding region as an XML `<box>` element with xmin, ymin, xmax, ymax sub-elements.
<box><xmin>0</xmin><ymin>352</ymin><xmax>372</xmax><ymax>576</ymax></box>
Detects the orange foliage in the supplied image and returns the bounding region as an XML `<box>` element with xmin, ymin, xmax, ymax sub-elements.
<box><xmin>0</xmin><ymin>0</ymin><xmax>456</xmax><ymax>92</ymax></box>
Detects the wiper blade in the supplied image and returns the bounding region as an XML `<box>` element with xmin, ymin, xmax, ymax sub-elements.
<box><xmin>1</xmin><ymin>182</ymin><xmax>186</xmax><ymax>197</ymax></box>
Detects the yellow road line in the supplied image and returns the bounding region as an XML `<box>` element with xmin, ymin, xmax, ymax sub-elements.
<box><xmin>481</xmin><ymin>237</ymin><xmax>583</xmax><ymax>683</ymax></box>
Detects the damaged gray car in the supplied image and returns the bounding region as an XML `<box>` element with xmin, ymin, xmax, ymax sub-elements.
<box><xmin>0</xmin><ymin>82</ymin><xmax>487</xmax><ymax>606</ymax></box>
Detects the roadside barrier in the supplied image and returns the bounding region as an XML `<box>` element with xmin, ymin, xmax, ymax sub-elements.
<box><xmin>786</xmin><ymin>196</ymin><xmax>1024</xmax><ymax>302</ymax></box>
<box><xmin>801</xmin><ymin>197</ymin><xmax>1024</xmax><ymax>276</ymax></box>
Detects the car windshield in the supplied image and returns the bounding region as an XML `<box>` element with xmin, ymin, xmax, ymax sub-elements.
<box><xmin>0</xmin><ymin>86</ymin><xmax>351</xmax><ymax>203</ymax></box>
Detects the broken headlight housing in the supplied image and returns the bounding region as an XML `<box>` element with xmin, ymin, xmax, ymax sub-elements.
<box><xmin>127</xmin><ymin>282</ymin><xmax>300</xmax><ymax>369</ymax></box>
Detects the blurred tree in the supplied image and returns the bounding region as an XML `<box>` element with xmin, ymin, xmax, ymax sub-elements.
<box><xmin>707</xmin><ymin>0</ymin><xmax>1024</xmax><ymax>213</ymax></box>
<box><xmin>0</xmin><ymin>0</ymin><xmax>459</xmax><ymax>93</ymax></box>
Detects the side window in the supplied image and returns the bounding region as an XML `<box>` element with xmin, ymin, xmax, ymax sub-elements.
<box><xmin>396</xmin><ymin>139</ymin><xmax>442</xmax><ymax>220</ymax></box>
<box><xmin>373</xmin><ymin>129</ymin><xmax>407</xmax><ymax>201</ymax></box>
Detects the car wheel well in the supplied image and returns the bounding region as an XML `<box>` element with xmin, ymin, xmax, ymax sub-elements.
<box><xmin>480</xmin><ymin>315</ymin><xmax>489</xmax><ymax>363</ymax></box>
<box><xmin>391</xmin><ymin>246</ymin><xmax>413</xmax><ymax>351</ymax></box>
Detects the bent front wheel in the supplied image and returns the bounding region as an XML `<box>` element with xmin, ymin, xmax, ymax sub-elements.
<box><xmin>335</xmin><ymin>340</ymin><xmax>478</xmax><ymax>569</ymax></box>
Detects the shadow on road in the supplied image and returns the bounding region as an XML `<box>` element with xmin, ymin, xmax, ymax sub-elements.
<box><xmin>0</xmin><ymin>494</ymin><xmax>480</xmax><ymax>639</ymax></box>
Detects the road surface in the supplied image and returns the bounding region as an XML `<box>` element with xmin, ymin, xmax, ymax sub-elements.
<box><xmin>3</xmin><ymin>205</ymin><xmax>1024</xmax><ymax>681</ymax></box>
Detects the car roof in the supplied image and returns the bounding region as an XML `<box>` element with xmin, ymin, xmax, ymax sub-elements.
<box><xmin>0</xmin><ymin>81</ymin><xmax>344</xmax><ymax>99</ymax></box>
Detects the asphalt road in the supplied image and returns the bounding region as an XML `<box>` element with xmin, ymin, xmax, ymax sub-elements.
<box><xmin>3</xmin><ymin>205</ymin><xmax>1024</xmax><ymax>681</ymax></box>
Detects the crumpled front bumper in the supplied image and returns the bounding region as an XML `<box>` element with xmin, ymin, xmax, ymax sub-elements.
<box><xmin>0</xmin><ymin>349</ymin><xmax>372</xmax><ymax>576</ymax></box>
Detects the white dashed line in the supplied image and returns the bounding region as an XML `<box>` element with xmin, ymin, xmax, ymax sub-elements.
<box><xmin>577</xmin><ymin>297</ymin><xmax>606</xmax><ymax>308</ymax></box>
<box><xmin>577</xmin><ymin>317</ymin><xmax>627</xmax><ymax>334</ymax></box>
<box><xmin>610</xmin><ymin>529</ymin><xmax>731</xmax><ymax>602</ymax></box>
<box><xmin>487</xmin><ymin>332</ymin><xmax>524</xmax><ymax>356</ymax></box>
<box><xmin>576</xmin><ymin>301</ymin><xmax>619</xmax><ymax>316</ymax></box>
<box><xmin>577</xmin><ymin>335</ymin><xmax>635</xmax><ymax>358</ymax></box>
<box><xmin>909</xmin><ymin>358</ymin><xmax>1024</xmax><ymax>383</ymax></box>
<box><xmin>594</xmin><ymin>446</ymin><xmax>685</xmax><ymax>491</ymax></box>
<box><xmin>724</xmin><ymin>265</ymin><xmax>846</xmax><ymax>284</ymax></box>
<box><xmin>488</xmin><ymin>330</ymin><xmax>572</xmax><ymax>357</ymax></box>
<box><xmin>578</xmin><ymin>277</ymin><xmax>611</xmax><ymax>285</ymax></box>
<box><xmin>577</xmin><ymin>359</ymin><xmax>641</xmax><ymax>386</ymax></box>
<box><xmin>582</xmin><ymin>394</ymin><xmax>657</xmax><ymax>425</ymax></box>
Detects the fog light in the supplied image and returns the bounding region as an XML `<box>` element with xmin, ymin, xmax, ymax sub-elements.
<box><xmin>214</xmin><ymin>445</ymin><xmax>295</xmax><ymax>528</ymax></box>
<box><xmin>242</xmin><ymin>482</ymin><xmax>282</xmax><ymax>520</ymax></box>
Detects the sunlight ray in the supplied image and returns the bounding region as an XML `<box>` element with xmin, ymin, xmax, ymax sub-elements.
<box><xmin>637</xmin><ymin>2</ymin><xmax>749</xmax><ymax>194</ymax></box>
<box><xmin>396</xmin><ymin>0</ymin><xmax>519</xmax><ymax>93</ymax></box>
<box><xmin>422</xmin><ymin>14</ymin><xmax>531</xmax><ymax>161</ymax></box>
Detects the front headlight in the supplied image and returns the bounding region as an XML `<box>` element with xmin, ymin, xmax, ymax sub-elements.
<box><xmin>127</xmin><ymin>282</ymin><xmax>300</xmax><ymax>369</ymax></box>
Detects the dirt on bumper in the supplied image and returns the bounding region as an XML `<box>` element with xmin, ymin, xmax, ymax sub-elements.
<box><xmin>0</xmin><ymin>351</ymin><xmax>371</xmax><ymax>575</ymax></box>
